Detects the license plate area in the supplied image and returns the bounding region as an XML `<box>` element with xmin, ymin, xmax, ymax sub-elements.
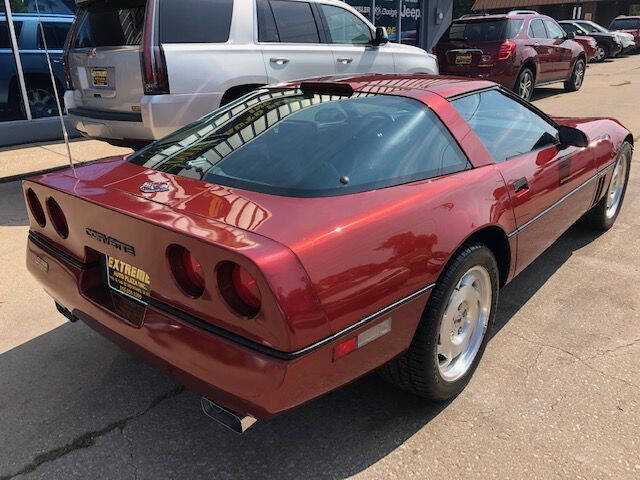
<box><xmin>455</xmin><ymin>54</ymin><xmax>473</xmax><ymax>65</ymax></box>
<box><xmin>106</xmin><ymin>255</ymin><xmax>150</xmax><ymax>306</ymax></box>
<box><xmin>91</xmin><ymin>67</ymin><xmax>108</xmax><ymax>86</ymax></box>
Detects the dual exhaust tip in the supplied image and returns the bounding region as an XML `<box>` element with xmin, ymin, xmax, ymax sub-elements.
<box><xmin>200</xmin><ymin>397</ymin><xmax>257</xmax><ymax>434</ymax></box>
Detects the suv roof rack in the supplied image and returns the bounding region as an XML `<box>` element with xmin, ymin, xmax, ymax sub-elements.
<box><xmin>508</xmin><ymin>10</ymin><xmax>538</xmax><ymax>16</ymax></box>
<box><xmin>460</xmin><ymin>13</ymin><xmax>490</xmax><ymax>18</ymax></box>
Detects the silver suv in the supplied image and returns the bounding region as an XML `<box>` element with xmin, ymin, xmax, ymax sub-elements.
<box><xmin>64</xmin><ymin>0</ymin><xmax>438</xmax><ymax>147</ymax></box>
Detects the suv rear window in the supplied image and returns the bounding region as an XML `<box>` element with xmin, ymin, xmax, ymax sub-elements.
<box><xmin>74</xmin><ymin>1</ymin><xmax>146</xmax><ymax>48</ymax></box>
<box><xmin>610</xmin><ymin>18</ymin><xmax>640</xmax><ymax>30</ymax></box>
<box><xmin>444</xmin><ymin>19</ymin><xmax>523</xmax><ymax>42</ymax></box>
<box><xmin>159</xmin><ymin>0</ymin><xmax>233</xmax><ymax>43</ymax></box>
<box><xmin>128</xmin><ymin>89</ymin><xmax>470</xmax><ymax>197</ymax></box>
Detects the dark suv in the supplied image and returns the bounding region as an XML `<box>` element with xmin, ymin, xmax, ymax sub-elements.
<box><xmin>434</xmin><ymin>12</ymin><xmax>587</xmax><ymax>101</ymax></box>
<box><xmin>0</xmin><ymin>13</ymin><xmax>73</xmax><ymax>119</ymax></box>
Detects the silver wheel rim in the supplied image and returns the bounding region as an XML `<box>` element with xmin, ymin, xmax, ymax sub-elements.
<box><xmin>605</xmin><ymin>154</ymin><xmax>628</xmax><ymax>219</ymax></box>
<box><xmin>574</xmin><ymin>61</ymin><xmax>585</xmax><ymax>89</ymax></box>
<box><xmin>518</xmin><ymin>71</ymin><xmax>532</xmax><ymax>100</ymax></box>
<box><xmin>437</xmin><ymin>265</ymin><xmax>492</xmax><ymax>382</ymax></box>
<box><xmin>28</xmin><ymin>88</ymin><xmax>55</xmax><ymax>118</ymax></box>
<box><xmin>596</xmin><ymin>46</ymin><xmax>605</xmax><ymax>61</ymax></box>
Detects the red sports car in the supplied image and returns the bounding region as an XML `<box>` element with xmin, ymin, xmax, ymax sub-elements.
<box><xmin>24</xmin><ymin>75</ymin><xmax>632</xmax><ymax>432</ymax></box>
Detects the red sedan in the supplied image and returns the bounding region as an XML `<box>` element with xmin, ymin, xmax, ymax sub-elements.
<box><xmin>24</xmin><ymin>75</ymin><xmax>632</xmax><ymax>432</ymax></box>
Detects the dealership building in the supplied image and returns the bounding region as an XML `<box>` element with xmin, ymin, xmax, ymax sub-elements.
<box><xmin>1</xmin><ymin>0</ymin><xmax>451</xmax><ymax>147</ymax></box>
<box><xmin>472</xmin><ymin>0</ymin><xmax>640</xmax><ymax>27</ymax></box>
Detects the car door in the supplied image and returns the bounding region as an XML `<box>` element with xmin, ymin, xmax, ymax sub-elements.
<box><xmin>544</xmin><ymin>19</ymin><xmax>572</xmax><ymax>80</ymax></box>
<box><xmin>527</xmin><ymin>19</ymin><xmax>553</xmax><ymax>82</ymax></box>
<box><xmin>314</xmin><ymin>3</ymin><xmax>395</xmax><ymax>74</ymax></box>
<box><xmin>451</xmin><ymin>89</ymin><xmax>596</xmax><ymax>275</ymax></box>
<box><xmin>257</xmin><ymin>0</ymin><xmax>336</xmax><ymax>84</ymax></box>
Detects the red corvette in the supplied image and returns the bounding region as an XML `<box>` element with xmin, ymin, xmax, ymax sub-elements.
<box><xmin>24</xmin><ymin>75</ymin><xmax>632</xmax><ymax>432</ymax></box>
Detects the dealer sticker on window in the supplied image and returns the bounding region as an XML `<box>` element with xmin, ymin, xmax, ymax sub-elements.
<box><xmin>106</xmin><ymin>256</ymin><xmax>151</xmax><ymax>304</ymax></box>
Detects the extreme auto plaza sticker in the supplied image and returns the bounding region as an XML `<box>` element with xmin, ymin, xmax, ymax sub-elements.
<box><xmin>106</xmin><ymin>256</ymin><xmax>151</xmax><ymax>304</ymax></box>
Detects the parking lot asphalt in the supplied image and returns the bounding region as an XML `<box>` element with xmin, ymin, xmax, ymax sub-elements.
<box><xmin>1</xmin><ymin>56</ymin><xmax>639</xmax><ymax>480</ymax></box>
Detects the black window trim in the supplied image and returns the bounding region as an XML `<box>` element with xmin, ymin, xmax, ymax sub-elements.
<box><xmin>448</xmin><ymin>85</ymin><xmax>563</xmax><ymax>163</ymax></box>
<box><xmin>257</xmin><ymin>0</ymin><xmax>326</xmax><ymax>45</ymax></box>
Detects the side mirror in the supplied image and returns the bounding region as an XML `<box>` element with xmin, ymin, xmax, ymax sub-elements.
<box><xmin>372</xmin><ymin>26</ymin><xmax>389</xmax><ymax>46</ymax></box>
<box><xmin>558</xmin><ymin>125</ymin><xmax>588</xmax><ymax>148</ymax></box>
<box><xmin>565</xmin><ymin>31</ymin><xmax>576</xmax><ymax>39</ymax></box>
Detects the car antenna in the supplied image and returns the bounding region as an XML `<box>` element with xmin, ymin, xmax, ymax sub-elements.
<box><xmin>34</xmin><ymin>0</ymin><xmax>77</xmax><ymax>178</ymax></box>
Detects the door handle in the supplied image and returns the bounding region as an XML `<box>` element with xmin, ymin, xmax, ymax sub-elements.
<box><xmin>270</xmin><ymin>57</ymin><xmax>289</xmax><ymax>65</ymax></box>
<box><xmin>337</xmin><ymin>57</ymin><xmax>353</xmax><ymax>64</ymax></box>
<box><xmin>512</xmin><ymin>177</ymin><xmax>529</xmax><ymax>194</ymax></box>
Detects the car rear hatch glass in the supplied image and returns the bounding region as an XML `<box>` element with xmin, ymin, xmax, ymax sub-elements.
<box><xmin>438</xmin><ymin>19</ymin><xmax>522</xmax><ymax>72</ymax></box>
<box><xmin>67</xmin><ymin>0</ymin><xmax>147</xmax><ymax>113</ymax></box>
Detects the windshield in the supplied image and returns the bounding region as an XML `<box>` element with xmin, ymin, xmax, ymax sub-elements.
<box><xmin>445</xmin><ymin>19</ymin><xmax>523</xmax><ymax>42</ymax></box>
<box><xmin>585</xmin><ymin>22</ymin><xmax>607</xmax><ymax>33</ymax></box>
<box><xmin>128</xmin><ymin>89</ymin><xmax>471</xmax><ymax>197</ymax></box>
<box><xmin>611</xmin><ymin>18</ymin><xmax>640</xmax><ymax>30</ymax></box>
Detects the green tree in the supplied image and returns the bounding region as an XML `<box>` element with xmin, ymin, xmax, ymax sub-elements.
<box><xmin>453</xmin><ymin>0</ymin><xmax>475</xmax><ymax>19</ymax></box>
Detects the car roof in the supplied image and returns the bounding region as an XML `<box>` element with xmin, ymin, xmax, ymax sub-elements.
<box><xmin>280</xmin><ymin>74</ymin><xmax>496</xmax><ymax>100</ymax></box>
<box><xmin>453</xmin><ymin>12</ymin><xmax>547</xmax><ymax>21</ymax></box>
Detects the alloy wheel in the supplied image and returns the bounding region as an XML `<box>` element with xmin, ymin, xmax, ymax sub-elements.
<box><xmin>518</xmin><ymin>71</ymin><xmax>533</xmax><ymax>100</ymax></box>
<box><xmin>437</xmin><ymin>265</ymin><xmax>492</xmax><ymax>382</ymax></box>
<box><xmin>27</xmin><ymin>88</ymin><xmax>56</xmax><ymax>118</ymax></box>
<box><xmin>606</xmin><ymin>154</ymin><xmax>629</xmax><ymax>219</ymax></box>
<box><xmin>596</xmin><ymin>46</ymin><xmax>606</xmax><ymax>61</ymax></box>
<box><xmin>574</xmin><ymin>61</ymin><xmax>585</xmax><ymax>89</ymax></box>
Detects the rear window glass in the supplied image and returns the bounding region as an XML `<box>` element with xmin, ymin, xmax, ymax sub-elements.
<box><xmin>0</xmin><ymin>20</ymin><xmax>22</xmax><ymax>49</ymax></box>
<box><xmin>38</xmin><ymin>22</ymin><xmax>72</xmax><ymax>50</ymax></box>
<box><xmin>159</xmin><ymin>0</ymin><xmax>233</xmax><ymax>43</ymax></box>
<box><xmin>445</xmin><ymin>19</ymin><xmax>522</xmax><ymax>42</ymax></box>
<box><xmin>128</xmin><ymin>90</ymin><xmax>471</xmax><ymax>197</ymax></box>
<box><xmin>74</xmin><ymin>1</ymin><xmax>146</xmax><ymax>48</ymax></box>
<box><xmin>610</xmin><ymin>18</ymin><xmax>640</xmax><ymax>30</ymax></box>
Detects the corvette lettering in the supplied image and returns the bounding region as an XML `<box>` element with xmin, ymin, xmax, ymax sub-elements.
<box><xmin>85</xmin><ymin>228</ymin><xmax>135</xmax><ymax>256</ymax></box>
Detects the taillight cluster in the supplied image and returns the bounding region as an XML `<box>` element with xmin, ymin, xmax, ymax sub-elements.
<box><xmin>167</xmin><ymin>248</ymin><xmax>262</xmax><ymax>317</ymax></box>
<box><xmin>141</xmin><ymin>0</ymin><xmax>169</xmax><ymax>95</ymax></box>
<box><xmin>497</xmin><ymin>41</ymin><xmax>516</xmax><ymax>61</ymax></box>
<box><xmin>27</xmin><ymin>189</ymin><xmax>69</xmax><ymax>239</ymax></box>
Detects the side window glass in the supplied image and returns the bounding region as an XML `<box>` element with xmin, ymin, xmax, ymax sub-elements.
<box><xmin>38</xmin><ymin>23</ymin><xmax>72</xmax><ymax>50</ymax></box>
<box><xmin>561</xmin><ymin>23</ymin><xmax>577</xmax><ymax>34</ymax></box>
<box><xmin>451</xmin><ymin>90</ymin><xmax>559</xmax><ymax>163</ymax></box>
<box><xmin>270</xmin><ymin>0</ymin><xmax>320</xmax><ymax>43</ymax></box>
<box><xmin>529</xmin><ymin>19</ymin><xmax>547</xmax><ymax>38</ymax></box>
<box><xmin>544</xmin><ymin>20</ymin><xmax>565</xmax><ymax>39</ymax></box>
<box><xmin>257</xmin><ymin>0</ymin><xmax>279</xmax><ymax>42</ymax></box>
<box><xmin>0</xmin><ymin>20</ymin><xmax>23</xmax><ymax>48</ymax></box>
<box><xmin>319</xmin><ymin>5</ymin><xmax>372</xmax><ymax>45</ymax></box>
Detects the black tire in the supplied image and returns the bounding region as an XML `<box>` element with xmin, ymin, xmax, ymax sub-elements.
<box><xmin>564</xmin><ymin>58</ymin><xmax>586</xmax><ymax>92</ymax></box>
<box><xmin>584</xmin><ymin>141</ymin><xmax>632</xmax><ymax>230</ymax></box>
<box><xmin>594</xmin><ymin>44</ymin><xmax>608</xmax><ymax>63</ymax></box>
<box><xmin>514</xmin><ymin>67</ymin><xmax>534</xmax><ymax>102</ymax></box>
<box><xmin>379</xmin><ymin>243</ymin><xmax>499</xmax><ymax>401</ymax></box>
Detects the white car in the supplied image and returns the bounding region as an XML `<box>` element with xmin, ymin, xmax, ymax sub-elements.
<box><xmin>63</xmin><ymin>0</ymin><xmax>438</xmax><ymax>147</ymax></box>
<box><xmin>574</xmin><ymin>19</ymin><xmax>636</xmax><ymax>52</ymax></box>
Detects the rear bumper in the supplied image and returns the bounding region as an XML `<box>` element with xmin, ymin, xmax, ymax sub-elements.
<box><xmin>64</xmin><ymin>90</ymin><xmax>224</xmax><ymax>142</ymax></box>
<box><xmin>26</xmin><ymin>233</ymin><xmax>429</xmax><ymax>419</ymax></box>
<box><xmin>439</xmin><ymin>64</ymin><xmax>517</xmax><ymax>89</ymax></box>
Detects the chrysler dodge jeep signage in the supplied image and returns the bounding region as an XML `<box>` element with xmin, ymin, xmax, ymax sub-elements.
<box><xmin>345</xmin><ymin>0</ymin><xmax>422</xmax><ymax>45</ymax></box>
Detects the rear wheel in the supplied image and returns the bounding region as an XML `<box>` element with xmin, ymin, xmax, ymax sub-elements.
<box><xmin>515</xmin><ymin>67</ymin><xmax>534</xmax><ymax>101</ymax></box>
<box><xmin>379</xmin><ymin>243</ymin><xmax>499</xmax><ymax>401</ymax></box>
<box><xmin>564</xmin><ymin>59</ymin><xmax>585</xmax><ymax>92</ymax></box>
<box><xmin>585</xmin><ymin>141</ymin><xmax>632</xmax><ymax>230</ymax></box>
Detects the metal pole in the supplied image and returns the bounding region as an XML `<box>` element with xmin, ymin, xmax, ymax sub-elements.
<box><xmin>4</xmin><ymin>0</ymin><xmax>32</xmax><ymax>120</ymax></box>
<box><xmin>371</xmin><ymin>0</ymin><xmax>376</xmax><ymax>26</ymax></box>
<box><xmin>397</xmin><ymin>0</ymin><xmax>402</xmax><ymax>43</ymax></box>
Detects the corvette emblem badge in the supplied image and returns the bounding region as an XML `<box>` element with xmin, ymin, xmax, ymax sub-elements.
<box><xmin>140</xmin><ymin>181</ymin><xmax>170</xmax><ymax>193</ymax></box>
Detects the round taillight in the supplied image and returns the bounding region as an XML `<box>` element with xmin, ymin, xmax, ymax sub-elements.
<box><xmin>26</xmin><ymin>188</ymin><xmax>46</xmax><ymax>227</ymax></box>
<box><xmin>167</xmin><ymin>244</ymin><xmax>205</xmax><ymax>297</ymax></box>
<box><xmin>46</xmin><ymin>197</ymin><xmax>68</xmax><ymax>238</ymax></box>
<box><xmin>217</xmin><ymin>262</ymin><xmax>261</xmax><ymax>317</ymax></box>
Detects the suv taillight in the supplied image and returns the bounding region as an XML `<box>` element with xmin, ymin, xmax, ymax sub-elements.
<box><xmin>497</xmin><ymin>41</ymin><xmax>516</xmax><ymax>61</ymax></box>
<box><xmin>141</xmin><ymin>0</ymin><xmax>169</xmax><ymax>95</ymax></box>
<box><xmin>62</xmin><ymin>13</ymin><xmax>83</xmax><ymax>90</ymax></box>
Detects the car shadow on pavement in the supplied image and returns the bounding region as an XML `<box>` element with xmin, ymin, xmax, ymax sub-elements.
<box><xmin>531</xmin><ymin>87</ymin><xmax>569</xmax><ymax>102</ymax></box>
<box><xmin>490</xmin><ymin>220</ymin><xmax>604</xmax><ymax>338</ymax></box>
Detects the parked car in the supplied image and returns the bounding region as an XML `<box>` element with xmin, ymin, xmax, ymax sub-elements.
<box><xmin>573</xmin><ymin>19</ymin><xmax>636</xmax><ymax>53</ymax></box>
<box><xmin>24</xmin><ymin>75</ymin><xmax>632</xmax><ymax>431</ymax></box>
<box><xmin>434</xmin><ymin>11</ymin><xmax>587</xmax><ymax>101</ymax></box>
<box><xmin>63</xmin><ymin>0</ymin><xmax>438</xmax><ymax>148</ymax></box>
<box><xmin>558</xmin><ymin>20</ymin><xmax>621</xmax><ymax>62</ymax></box>
<box><xmin>609</xmin><ymin>16</ymin><xmax>640</xmax><ymax>48</ymax></box>
<box><xmin>0</xmin><ymin>13</ymin><xmax>73</xmax><ymax>118</ymax></box>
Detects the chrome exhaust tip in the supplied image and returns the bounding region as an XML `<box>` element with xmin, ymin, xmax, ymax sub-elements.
<box><xmin>200</xmin><ymin>397</ymin><xmax>257</xmax><ymax>434</ymax></box>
